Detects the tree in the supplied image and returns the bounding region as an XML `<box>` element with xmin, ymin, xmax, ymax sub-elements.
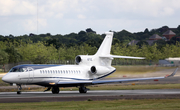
<box><xmin>136</xmin><ymin>41</ymin><xmax>148</xmax><ymax>48</ymax></box>
<box><xmin>0</xmin><ymin>49</ymin><xmax>8</xmax><ymax>65</ymax></box>
<box><xmin>144</xmin><ymin>28</ymin><xmax>149</xmax><ymax>33</ymax></box>
<box><xmin>0</xmin><ymin>50</ymin><xmax>8</xmax><ymax>72</ymax></box>
<box><xmin>86</xmin><ymin>28</ymin><xmax>96</xmax><ymax>33</ymax></box>
<box><xmin>153</xmin><ymin>39</ymin><xmax>167</xmax><ymax>50</ymax></box>
<box><xmin>18</xmin><ymin>41</ymin><xmax>58</xmax><ymax>64</ymax></box>
<box><xmin>5</xmin><ymin>46</ymin><xmax>22</xmax><ymax>63</ymax></box>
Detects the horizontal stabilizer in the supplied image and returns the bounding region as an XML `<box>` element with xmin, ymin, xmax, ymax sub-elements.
<box><xmin>100</xmin><ymin>55</ymin><xmax>145</xmax><ymax>59</ymax></box>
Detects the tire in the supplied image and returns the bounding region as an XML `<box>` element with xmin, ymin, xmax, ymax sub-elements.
<box><xmin>79</xmin><ymin>87</ymin><xmax>87</xmax><ymax>93</ymax></box>
<box><xmin>52</xmin><ymin>87</ymin><xmax>59</xmax><ymax>94</ymax></box>
<box><xmin>17</xmin><ymin>91</ymin><xmax>21</xmax><ymax>94</ymax></box>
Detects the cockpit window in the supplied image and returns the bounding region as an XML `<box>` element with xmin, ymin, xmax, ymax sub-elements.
<box><xmin>9</xmin><ymin>67</ymin><xmax>27</xmax><ymax>72</ymax></box>
<box><xmin>10</xmin><ymin>68</ymin><xmax>19</xmax><ymax>72</ymax></box>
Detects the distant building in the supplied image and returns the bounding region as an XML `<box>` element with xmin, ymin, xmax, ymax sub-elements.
<box><xmin>149</xmin><ymin>34</ymin><xmax>162</xmax><ymax>40</ymax></box>
<box><xmin>129</xmin><ymin>30</ymin><xmax>176</xmax><ymax>46</ymax></box>
<box><xmin>162</xmin><ymin>30</ymin><xmax>176</xmax><ymax>40</ymax></box>
<box><xmin>129</xmin><ymin>34</ymin><xmax>162</xmax><ymax>46</ymax></box>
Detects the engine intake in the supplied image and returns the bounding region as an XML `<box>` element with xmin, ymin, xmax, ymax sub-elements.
<box><xmin>90</xmin><ymin>66</ymin><xmax>97</xmax><ymax>74</ymax></box>
<box><xmin>75</xmin><ymin>56</ymin><xmax>82</xmax><ymax>64</ymax></box>
<box><xmin>89</xmin><ymin>66</ymin><xmax>110</xmax><ymax>75</ymax></box>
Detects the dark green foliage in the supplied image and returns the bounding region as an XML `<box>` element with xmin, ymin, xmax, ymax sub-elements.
<box><xmin>136</xmin><ymin>40</ymin><xmax>148</xmax><ymax>47</ymax></box>
<box><xmin>5</xmin><ymin>46</ymin><xmax>23</xmax><ymax>63</ymax></box>
<box><xmin>153</xmin><ymin>39</ymin><xmax>167</xmax><ymax>50</ymax></box>
<box><xmin>144</xmin><ymin>28</ymin><xmax>149</xmax><ymax>33</ymax></box>
<box><xmin>0</xmin><ymin>25</ymin><xmax>180</xmax><ymax>63</ymax></box>
<box><xmin>0</xmin><ymin>49</ymin><xmax>8</xmax><ymax>65</ymax></box>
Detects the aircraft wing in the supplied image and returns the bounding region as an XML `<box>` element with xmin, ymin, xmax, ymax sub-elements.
<box><xmin>57</xmin><ymin>68</ymin><xmax>178</xmax><ymax>85</ymax></box>
<box><xmin>92</xmin><ymin>77</ymin><xmax>164</xmax><ymax>84</ymax></box>
<box><xmin>92</xmin><ymin>68</ymin><xmax>178</xmax><ymax>84</ymax></box>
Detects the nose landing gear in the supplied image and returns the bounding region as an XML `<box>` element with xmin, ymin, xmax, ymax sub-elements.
<box><xmin>17</xmin><ymin>84</ymin><xmax>22</xmax><ymax>94</ymax></box>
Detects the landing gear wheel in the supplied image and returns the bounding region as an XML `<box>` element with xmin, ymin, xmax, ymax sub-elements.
<box><xmin>17</xmin><ymin>84</ymin><xmax>22</xmax><ymax>95</ymax></box>
<box><xmin>52</xmin><ymin>87</ymin><xmax>59</xmax><ymax>94</ymax></box>
<box><xmin>79</xmin><ymin>86</ymin><xmax>87</xmax><ymax>93</ymax></box>
<box><xmin>17</xmin><ymin>91</ymin><xmax>21</xmax><ymax>94</ymax></box>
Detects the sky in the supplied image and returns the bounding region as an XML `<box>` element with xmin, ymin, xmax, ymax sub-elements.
<box><xmin>0</xmin><ymin>0</ymin><xmax>180</xmax><ymax>36</ymax></box>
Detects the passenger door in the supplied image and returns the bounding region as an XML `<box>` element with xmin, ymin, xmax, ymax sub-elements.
<box><xmin>27</xmin><ymin>67</ymin><xmax>34</xmax><ymax>83</ymax></box>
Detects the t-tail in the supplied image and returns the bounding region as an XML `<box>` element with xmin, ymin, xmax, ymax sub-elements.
<box><xmin>75</xmin><ymin>32</ymin><xmax>145</xmax><ymax>78</ymax></box>
<box><xmin>75</xmin><ymin>32</ymin><xmax>145</xmax><ymax>66</ymax></box>
<box><xmin>95</xmin><ymin>32</ymin><xmax>145</xmax><ymax>66</ymax></box>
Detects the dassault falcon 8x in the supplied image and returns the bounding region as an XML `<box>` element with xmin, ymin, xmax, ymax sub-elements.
<box><xmin>2</xmin><ymin>32</ymin><xmax>178</xmax><ymax>94</ymax></box>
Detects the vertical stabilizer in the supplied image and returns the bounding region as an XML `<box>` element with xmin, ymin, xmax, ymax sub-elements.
<box><xmin>95</xmin><ymin>32</ymin><xmax>113</xmax><ymax>56</ymax></box>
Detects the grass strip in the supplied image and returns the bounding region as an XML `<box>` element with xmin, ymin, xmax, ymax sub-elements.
<box><xmin>0</xmin><ymin>99</ymin><xmax>180</xmax><ymax>110</ymax></box>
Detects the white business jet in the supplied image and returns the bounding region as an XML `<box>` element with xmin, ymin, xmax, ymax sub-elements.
<box><xmin>2</xmin><ymin>32</ymin><xmax>178</xmax><ymax>94</ymax></box>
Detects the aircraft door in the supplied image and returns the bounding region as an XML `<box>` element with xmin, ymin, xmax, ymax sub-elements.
<box><xmin>27</xmin><ymin>67</ymin><xmax>34</xmax><ymax>83</ymax></box>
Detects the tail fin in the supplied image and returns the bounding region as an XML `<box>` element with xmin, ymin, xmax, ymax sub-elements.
<box><xmin>95</xmin><ymin>32</ymin><xmax>113</xmax><ymax>56</ymax></box>
<box><xmin>93</xmin><ymin>32</ymin><xmax>144</xmax><ymax>66</ymax></box>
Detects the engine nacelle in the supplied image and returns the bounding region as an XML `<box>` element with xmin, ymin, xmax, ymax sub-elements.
<box><xmin>75</xmin><ymin>55</ymin><xmax>82</xmax><ymax>64</ymax></box>
<box><xmin>75</xmin><ymin>55</ymin><xmax>94</xmax><ymax>65</ymax></box>
<box><xmin>90</xmin><ymin>66</ymin><xmax>110</xmax><ymax>75</ymax></box>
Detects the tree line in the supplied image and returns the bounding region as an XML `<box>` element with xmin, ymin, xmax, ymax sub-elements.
<box><xmin>1</xmin><ymin>26</ymin><xmax>180</xmax><ymax>65</ymax></box>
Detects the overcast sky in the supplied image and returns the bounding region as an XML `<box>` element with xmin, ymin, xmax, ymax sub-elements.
<box><xmin>0</xmin><ymin>0</ymin><xmax>180</xmax><ymax>36</ymax></box>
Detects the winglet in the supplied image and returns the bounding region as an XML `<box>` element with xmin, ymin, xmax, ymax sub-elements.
<box><xmin>166</xmin><ymin>68</ymin><xmax>178</xmax><ymax>78</ymax></box>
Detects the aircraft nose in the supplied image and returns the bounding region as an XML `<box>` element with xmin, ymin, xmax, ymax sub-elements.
<box><xmin>2</xmin><ymin>75</ymin><xmax>11</xmax><ymax>83</ymax></box>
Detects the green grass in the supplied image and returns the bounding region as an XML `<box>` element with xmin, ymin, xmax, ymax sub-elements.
<box><xmin>0</xmin><ymin>99</ymin><xmax>180</xmax><ymax>110</ymax></box>
<box><xmin>113</xmin><ymin>66</ymin><xmax>175</xmax><ymax>74</ymax></box>
<box><xmin>107</xmin><ymin>66</ymin><xmax>176</xmax><ymax>78</ymax></box>
<box><xmin>0</xmin><ymin>78</ymin><xmax>9</xmax><ymax>86</ymax></box>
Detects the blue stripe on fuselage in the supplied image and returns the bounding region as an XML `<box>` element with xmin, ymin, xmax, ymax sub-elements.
<box><xmin>20</xmin><ymin>69</ymin><xmax>116</xmax><ymax>81</ymax></box>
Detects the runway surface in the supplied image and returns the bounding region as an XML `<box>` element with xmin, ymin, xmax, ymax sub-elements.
<box><xmin>1</xmin><ymin>89</ymin><xmax>180</xmax><ymax>103</ymax></box>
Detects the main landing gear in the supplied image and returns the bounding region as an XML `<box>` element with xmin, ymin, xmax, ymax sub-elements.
<box><xmin>52</xmin><ymin>87</ymin><xmax>59</xmax><ymax>94</ymax></box>
<box><xmin>44</xmin><ymin>87</ymin><xmax>51</xmax><ymax>92</ymax></box>
<box><xmin>79</xmin><ymin>86</ymin><xmax>88</xmax><ymax>93</ymax></box>
<box><xmin>44</xmin><ymin>87</ymin><xmax>60</xmax><ymax>94</ymax></box>
<box><xmin>17</xmin><ymin>84</ymin><xmax>22</xmax><ymax>94</ymax></box>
